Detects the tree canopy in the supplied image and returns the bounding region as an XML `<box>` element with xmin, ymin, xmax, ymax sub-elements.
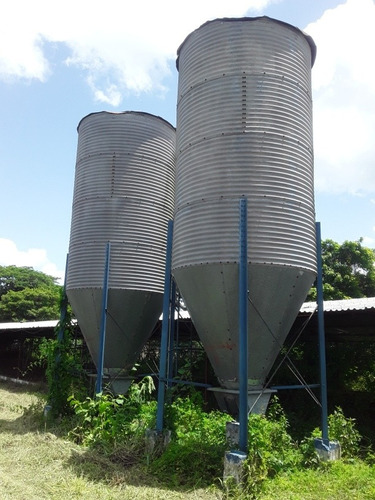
<box><xmin>0</xmin><ymin>266</ymin><xmax>61</xmax><ymax>322</ymax></box>
<box><xmin>307</xmin><ymin>239</ymin><xmax>375</xmax><ymax>301</ymax></box>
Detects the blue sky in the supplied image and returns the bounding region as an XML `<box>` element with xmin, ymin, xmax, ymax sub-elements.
<box><xmin>1</xmin><ymin>0</ymin><xmax>374</xmax><ymax>282</ymax></box>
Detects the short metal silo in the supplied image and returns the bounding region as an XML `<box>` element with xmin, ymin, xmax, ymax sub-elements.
<box><xmin>67</xmin><ymin>111</ymin><xmax>175</xmax><ymax>393</ymax></box>
<box><xmin>173</xmin><ymin>17</ymin><xmax>317</xmax><ymax>411</ymax></box>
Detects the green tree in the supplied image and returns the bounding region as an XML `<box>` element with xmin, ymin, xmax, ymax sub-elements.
<box><xmin>0</xmin><ymin>265</ymin><xmax>58</xmax><ymax>297</ymax></box>
<box><xmin>308</xmin><ymin>239</ymin><xmax>375</xmax><ymax>301</ymax></box>
<box><xmin>0</xmin><ymin>266</ymin><xmax>61</xmax><ymax>322</ymax></box>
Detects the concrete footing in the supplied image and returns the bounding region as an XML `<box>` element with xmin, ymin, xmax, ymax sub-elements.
<box><xmin>223</xmin><ymin>451</ymin><xmax>247</xmax><ymax>484</ymax></box>
<box><xmin>224</xmin><ymin>423</ymin><xmax>247</xmax><ymax>485</ymax></box>
<box><xmin>145</xmin><ymin>429</ymin><xmax>171</xmax><ymax>457</ymax></box>
<box><xmin>226</xmin><ymin>421</ymin><xmax>240</xmax><ymax>448</ymax></box>
<box><xmin>314</xmin><ymin>438</ymin><xmax>341</xmax><ymax>461</ymax></box>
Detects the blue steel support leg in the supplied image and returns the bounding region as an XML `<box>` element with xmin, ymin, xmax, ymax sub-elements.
<box><xmin>239</xmin><ymin>198</ymin><xmax>248</xmax><ymax>453</ymax></box>
<box><xmin>96</xmin><ymin>241</ymin><xmax>111</xmax><ymax>395</ymax></box>
<box><xmin>316</xmin><ymin>222</ymin><xmax>329</xmax><ymax>444</ymax></box>
<box><xmin>156</xmin><ymin>220</ymin><xmax>174</xmax><ymax>432</ymax></box>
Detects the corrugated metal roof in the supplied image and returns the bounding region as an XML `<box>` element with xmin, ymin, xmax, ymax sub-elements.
<box><xmin>300</xmin><ymin>297</ymin><xmax>375</xmax><ymax>314</ymax></box>
<box><xmin>0</xmin><ymin>320</ymin><xmax>59</xmax><ymax>330</ymax></box>
<box><xmin>0</xmin><ymin>319</ymin><xmax>78</xmax><ymax>331</ymax></box>
<box><xmin>0</xmin><ymin>298</ymin><xmax>374</xmax><ymax>331</ymax></box>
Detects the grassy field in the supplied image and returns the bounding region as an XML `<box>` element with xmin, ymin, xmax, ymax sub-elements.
<box><xmin>1</xmin><ymin>379</ymin><xmax>375</xmax><ymax>499</ymax></box>
<box><xmin>0</xmin><ymin>380</ymin><xmax>218</xmax><ymax>500</ymax></box>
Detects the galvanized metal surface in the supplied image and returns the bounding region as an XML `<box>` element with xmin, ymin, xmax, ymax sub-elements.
<box><xmin>67</xmin><ymin>288</ymin><xmax>163</xmax><ymax>371</ymax></box>
<box><xmin>173</xmin><ymin>262</ymin><xmax>315</xmax><ymax>389</ymax></box>
<box><xmin>173</xmin><ymin>17</ymin><xmax>317</xmax><ymax>390</ymax></box>
<box><xmin>174</xmin><ymin>17</ymin><xmax>316</xmax><ymax>271</ymax></box>
<box><xmin>66</xmin><ymin>111</ymin><xmax>175</xmax><ymax>376</ymax></box>
<box><xmin>68</xmin><ymin>111</ymin><xmax>175</xmax><ymax>291</ymax></box>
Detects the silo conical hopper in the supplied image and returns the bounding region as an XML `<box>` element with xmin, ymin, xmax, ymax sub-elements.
<box><xmin>173</xmin><ymin>17</ymin><xmax>317</xmax><ymax>412</ymax></box>
<box><xmin>67</xmin><ymin>111</ymin><xmax>175</xmax><ymax>393</ymax></box>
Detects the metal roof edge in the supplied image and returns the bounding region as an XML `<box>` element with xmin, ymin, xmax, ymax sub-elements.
<box><xmin>301</xmin><ymin>297</ymin><xmax>375</xmax><ymax>314</ymax></box>
<box><xmin>0</xmin><ymin>319</ymin><xmax>77</xmax><ymax>331</ymax></box>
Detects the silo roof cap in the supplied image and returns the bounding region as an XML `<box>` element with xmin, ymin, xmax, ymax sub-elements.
<box><xmin>77</xmin><ymin>110</ymin><xmax>175</xmax><ymax>133</ymax></box>
<box><xmin>176</xmin><ymin>16</ymin><xmax>316</xmax><ymax>70</ymax></box>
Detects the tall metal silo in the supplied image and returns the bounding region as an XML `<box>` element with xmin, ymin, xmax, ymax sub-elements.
<box><xmin>173</xmin><ymin>17</ymin><xmax>317</xmax><ymax>410</ymax></box>
<box><xmin>67</xmin><ymin>111</ymin><xmax>175</xmax><ymax>393</ymax></box>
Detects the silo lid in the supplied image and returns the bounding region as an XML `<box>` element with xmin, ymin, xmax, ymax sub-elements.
<box><xmin>176</xmin><ymin>16</ymin><xmax>316</xmax><ymax>70</ymax></box>
<box><xmin>76</xmin><ymin>110</ymin><xmax>175</xmax><ymax>133</ymax></box>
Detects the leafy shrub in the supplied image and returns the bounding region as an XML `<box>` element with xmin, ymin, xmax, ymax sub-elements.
<box><xmin>327</xmin><ymin>407</ymin><xmax>361</xmax><ymax>457</ymax></box>
<box><xmin>301</xmin><ymin>406</ymin><xmax>362</xmax><ymax>465</ymax></box>
<box><xmin>68</xmin><ymin>376</ymin><xmax>157</xmax><ymax>450</ymax></box>
<box><xmin>151</xmin><ymin>393</ymin><xmax>232</xmax><ymax>486</ymax></box>
<box><xmin>22</xmin><ymin>290</ymin><xmax>89</xmax><ymax>417</ymax></box>
<box><xmin>240</xmin><ymin>398</ymin><xmax>303</xmax><ymax>495</ymax></box>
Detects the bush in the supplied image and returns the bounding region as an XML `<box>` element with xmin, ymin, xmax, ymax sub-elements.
<box><xmin>327</xmin><ymin>407</ymin><xmax>361</xmax><ymax>457</ymax></box>
<box><xmin>239</xmin><ymin>398</ymin><xmax>303</xmax><ymax>496</ymax></box>
<box><xmin>151</xmin><ymin>392</ymin><xmax>232</xmax><ymax>486</ymax></box>
<box><xmin>300</xmin><ymin>406</ymin><xmax>362</xmax><ymax>465</ymax></box>
<box><xmin>68</xmin><ymin>376</ymin><xmax>157</xmax><ymax>450</ymax></box>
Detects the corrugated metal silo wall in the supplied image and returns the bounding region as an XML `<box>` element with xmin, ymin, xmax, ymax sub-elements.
<box><xmin>67</xmin><ymin>111</ymin><xmax>175</xmax><ymax>376</ymax></box>
<box><xmin>173</xmin><ymin>17</ymin><xmax>317</xmax><ymax>390</ymax></box>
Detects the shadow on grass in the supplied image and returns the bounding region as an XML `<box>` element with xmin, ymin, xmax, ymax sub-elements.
<box><xmin>65</xmin><ymin>446</ymin><xmax>204</xmax><ymax>494</ymax></box>
<box><xmin>0</xmin><ymin>407</ymin><xmax>46</xmax><ymax>435</ymax></box>
<box><xmin>0</xmin><ymin>378</ymin><xmax>47</xmax><ymax>395</ymax></box>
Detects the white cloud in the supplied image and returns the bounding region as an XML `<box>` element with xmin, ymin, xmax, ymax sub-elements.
<box><xmin>0</xmin><ymin>0</ymin><xmax>275</xmax><ymax>103</ymax></box>
<box><xmin>305</xmin><ymin>0</ymin><xmax>375</xmax><ymax>195</ymax></box>
<box><xmin>0</xmin><ymin>19</ymin><xmax>50</xmax><ymax>81</ymax></box>
<box><xmin>0</xmin><ymin>238</ymin><xmax>64</xmax><ymax>284</ymax></box>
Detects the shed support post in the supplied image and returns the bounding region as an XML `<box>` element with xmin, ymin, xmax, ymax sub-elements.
<box><xmin>315</xmin><ymin>222</ymin><xmax>329</xmax><ymax>444</ymax></box>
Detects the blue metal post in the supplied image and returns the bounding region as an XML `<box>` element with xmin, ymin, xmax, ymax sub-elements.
<box><xmin>156</xmin><ymin>220</ymin><xmax>174</xmax><ymax>432</ymax></box>
<box><xmin>316</xmin><ymin>222</ymin><xmax>329</xmax><ymax>444</ymax></box>
<box><xmin>96</xmin><ymin>241</ymin><xmax>111</xmax><ymax>395</ymax></box>
<box><xmin>239</xmin><ymin>198</ymin><xmax>248</xmax><ymax>453</ymax></box>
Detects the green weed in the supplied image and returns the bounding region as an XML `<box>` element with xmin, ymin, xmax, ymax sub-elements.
<box><xmin>151</xmin><ymin>393</ymin><xmax>232</xmax><ymax>486</ymax></box>
<box><xmin>300</xmin><ymin>406</ymin><xmax>363</xmax><ymax>465</ymax></box>
<box><xmin>68</xmin><ymin>376</ymin><xmax>157</xmax><ymax>450</ymax></box>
